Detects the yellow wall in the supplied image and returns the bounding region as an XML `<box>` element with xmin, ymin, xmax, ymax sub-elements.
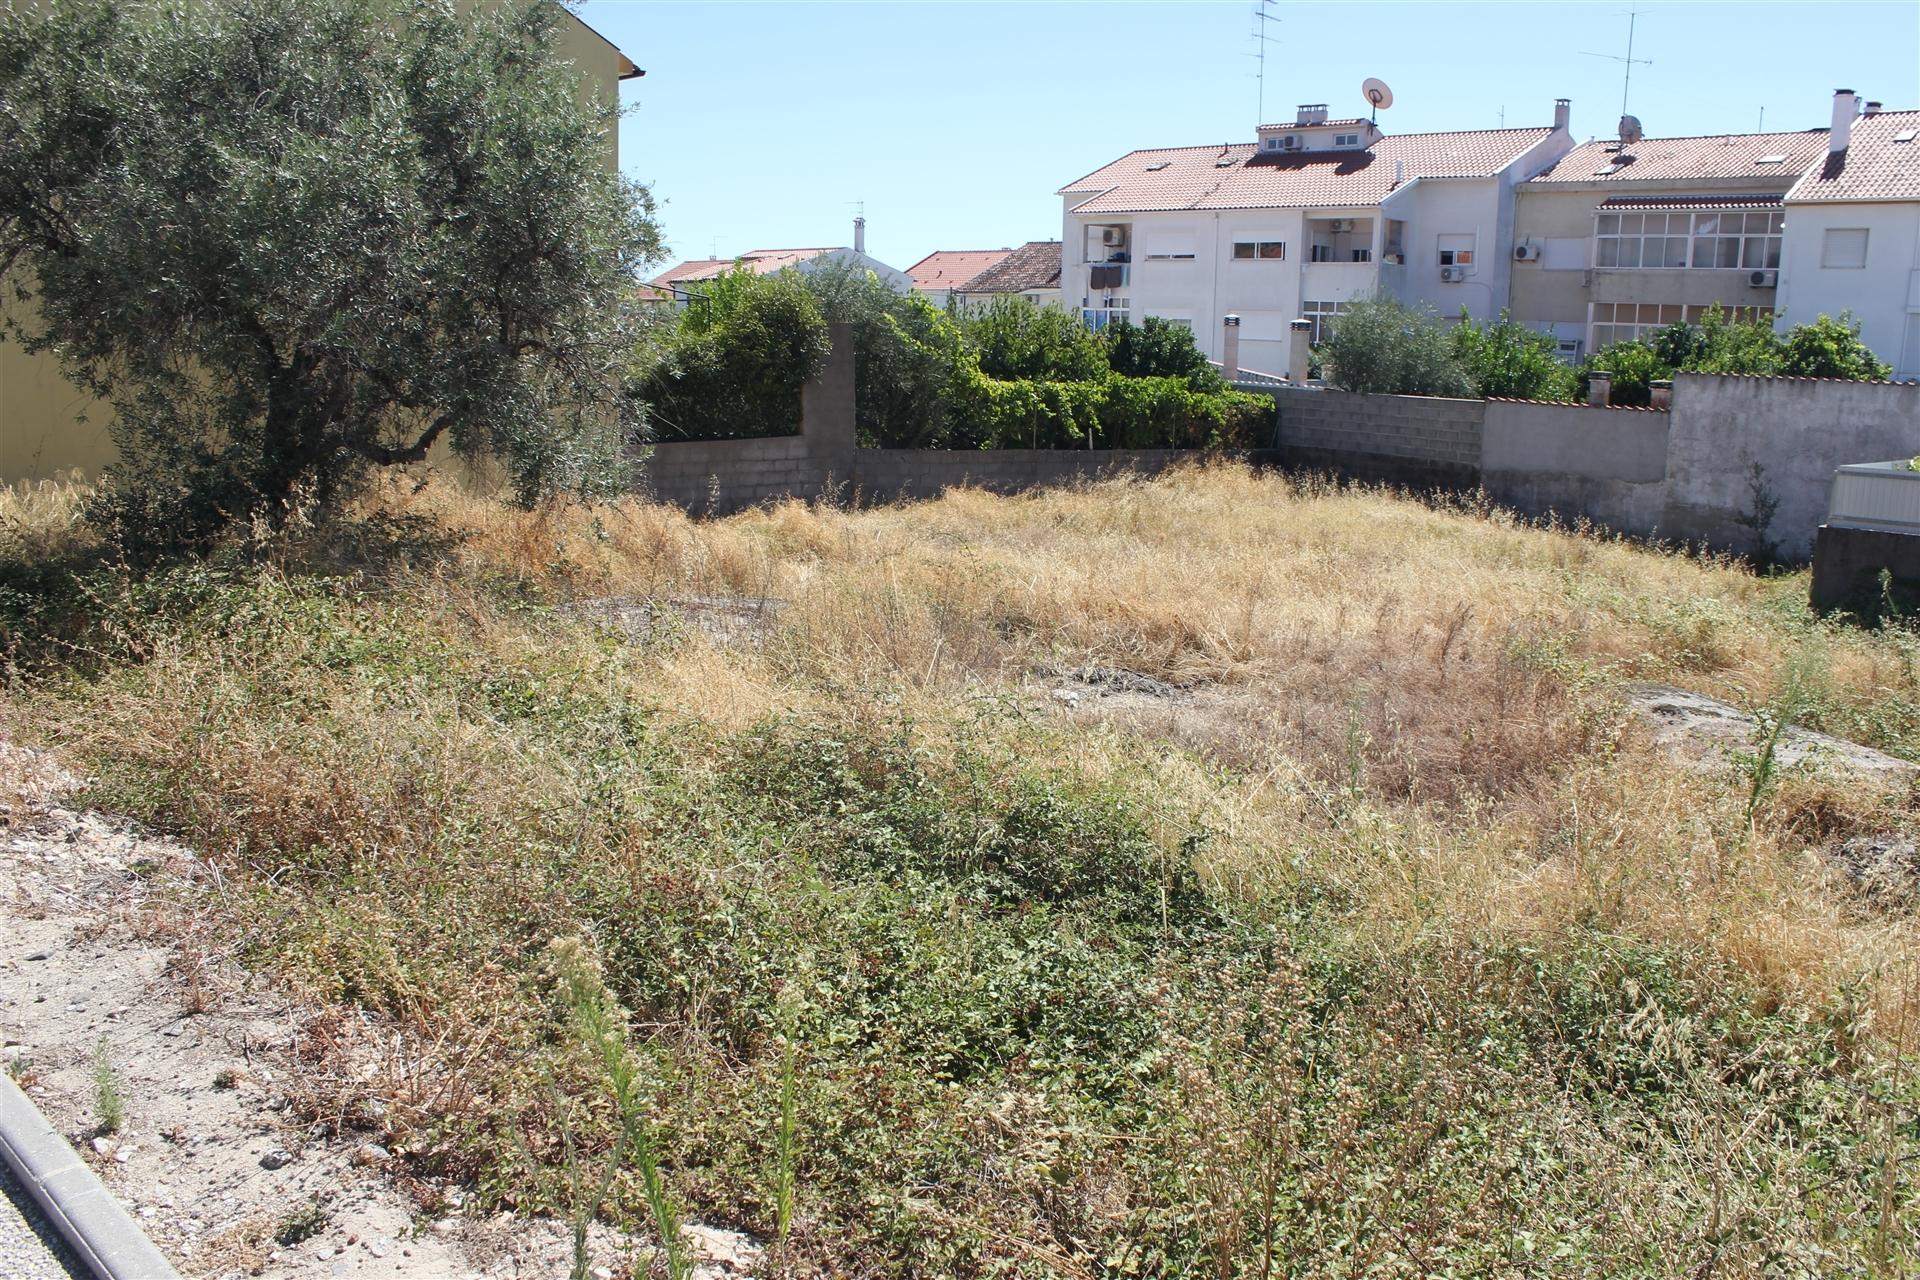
<box><xmin>0</xmin><ymin>4</ymin><xmax>630</xmax><ymax>481</ymax></box>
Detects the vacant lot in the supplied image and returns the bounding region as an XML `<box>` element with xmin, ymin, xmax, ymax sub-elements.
<box><xmin>2</xmin><ymin>464</ymin><xmax>1916</xmax><ymax>1276</ymax></box>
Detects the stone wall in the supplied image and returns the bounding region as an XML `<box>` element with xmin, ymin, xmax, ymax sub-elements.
<box><xmin>1660</xmin><ymin>374</ymin><xmax>1920</xmax><ymax>560</ymax></box>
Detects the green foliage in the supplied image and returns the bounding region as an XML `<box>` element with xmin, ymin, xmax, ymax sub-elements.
<box><xmin>92</xmin><ymin>1038</ymin><xmax>123</xmax><ymax>1135</ymax></box>
<box><xmin>637</xmin><ymin>269</ymin><xmax>829</xmax><ymax>441</ymax></box>
<box><xmin>0</xmin><ymin>0</ymin><xmax>662</xmax><ymax>548</ymax></box>
<box><xmin>1780</xmin><ymin>312</ymin><xmax>1894</xmax><ymax>380</ymax></box>
<box><xmin>963</xmin><ymin>295</ymin><xmax>1107</xmax><ymax>382</ymax></box>
<box><xmin>1448</xmin><ymin>309</ymin><xmax>1580</xmax><ymax>401</ymax></box>
<box><xmin>1320</xmin><ymin>297</ymin><xmax>1474</xmax><ymax>397</ymax></box>
<box><xmin>1103</xmin><ymin>316</ymin><xmax>1228</xmax><ymax>391</ymax></box>
<box><xmin>1582</xmin><ymin>339</ymin><xmax>1671</xmax><ymax>407</ymax></box>
<box><xmin>799</xmin><ymin>268</ymin><xmax>1268</xmax><ymax>450</ymax></box>
<box><xmin>1583</xmin><ymin>308</ymin><xmax>1892</xmax><ymax>406</ymax></box>
<box><xmin>805</xmin><ymin>263</ymin><xmax>968</xmax><ymax>449</ymax></box>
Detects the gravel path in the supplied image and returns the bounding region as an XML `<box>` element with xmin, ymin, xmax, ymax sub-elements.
<box><xmin>0</xmin><ymin>1157</ymin><xmax>86</xmax><ymax>1280</ymax></box>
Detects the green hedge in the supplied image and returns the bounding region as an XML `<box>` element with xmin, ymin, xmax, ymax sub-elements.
<box><xmin>939</xmin><ymin>365</ymin><xmax>1271</xmax><ymax>452</ymax></box>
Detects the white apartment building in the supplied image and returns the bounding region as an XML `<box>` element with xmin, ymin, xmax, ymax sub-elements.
<box><xmin>1777</xmin><ymin>93</ymin><xmax>1920</xmax><ymax>380</ymax></box>
<box><xmin>1057</xmin><ymin>101</ymin><xmax>1576</xmax><ymax>372</ymax></box>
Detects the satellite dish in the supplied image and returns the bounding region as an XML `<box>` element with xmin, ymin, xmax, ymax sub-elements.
<box><xmin>1618</xmin><ymin>114</ymin><xmax>1644</xmax><ymax>145</ymax></box>
<box><xmin>1362</xmin><ymin>78</ymin><xmax>1395</xmax><ymax>113</ymax></box>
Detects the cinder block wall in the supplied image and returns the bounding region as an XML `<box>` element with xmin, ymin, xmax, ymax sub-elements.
<box><xmin>1269</xmin><ymin>387</ymin><xmax>1485</xmax><ymax>486</ymax></box>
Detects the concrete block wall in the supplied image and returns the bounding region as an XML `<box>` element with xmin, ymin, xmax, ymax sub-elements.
<box><xmin>1480</xmin><ymin>399</ymin><xmax>1671</xmax><ymax>536</ymax></box>
<box><xmin>1268</xmin><ymin>387</ymin><xmax>1485</xmax><ymax>486</ymax></box>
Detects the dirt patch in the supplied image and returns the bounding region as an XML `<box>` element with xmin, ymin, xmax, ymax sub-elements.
<box><xmin>565</xmin><ymin>596</ymin><xmax>788</xmax><ymax>650</ymax></box>
<box><xmin>0</xmin><ymin>742</ymin><xmax>759</xmax><ymax>1280</ymax></box>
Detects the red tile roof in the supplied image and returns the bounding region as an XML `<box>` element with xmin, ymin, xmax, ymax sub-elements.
<box><xmin>650</xmin><ymin>248</ymin><xmax>840</xmax><ymax>285</ymax></box>
<box><xmin>907</xmin><ymin>249</ymin><xmax>1010</xmax><ymax>291</ymax></box>
<box><xmin>1527</xmin><ymin>130</ymin><xmax>1829</xmax><ymax>185</ymax></box>
<box><xmin>1059</xmin><ymin>128</ymin><xmax>1555</xmax><ymax>213</ymax></box>
<box><xmin>956</xmin><ymin>241</ymin><xmax>1061</xmax><ymax>295</ymax></box>
<box><xmin>1596</xmin><ymin>194</ymin><xmax>1784</xmax><ymax>211</ymax></box>
<box><xmin>1787</xmin><ymin>109</ymin><xmax>1920</xmax><ymax>202</ymax></box>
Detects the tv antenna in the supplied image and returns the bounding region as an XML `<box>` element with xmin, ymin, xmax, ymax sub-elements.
<box><xmin>1245</xmin><ymin>0</ymin><xmax>1280</xmax><ymax>124</ymax></box>
<box><xmin>1361</xmin><ymin>77</ymin><xmax>1394</xmax><ymax>125</ymax></box>
<box><xmin>1582</xmin><ymin>11</ymin><xmax>1652</xmax><ymax>119</ymax></box>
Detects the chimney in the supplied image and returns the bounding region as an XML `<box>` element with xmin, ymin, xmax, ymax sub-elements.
<box><xmin>1863</xmin><ymin>101</ymin><xmax>1883</xmax><ymax>117</ymax></box>
<box><xmin>1393</xmin><ymin>158</ymin><xmax>1404</xmax><ymax>186</ymax></box>
<box><xmin>1221</xmin><ymin>314</ymin><xmax>1241</xmax><ymax>382</ymax></box>
<box><xmin>853</xmin><ymin>216</ymin><xmax>866</xmax><ymax>254</ymax></box>
<box><xmin>1553</xmin><ymin>98</ymin><xmax>1571</xmax><ymax>132</ymax></box>
<box><xmin>1288</xmin><ymin>318</ymin><xmax>1313</xmax><ymax>384</ymax></box>
<box><xmin>1830</xmin><ymin>89</ymin><xmax>1859</xmax><ymax>154</ymax></box>
<box><xmin>1588</xmin><ymin>370</ymin><xmax>1613</xmax><ymax>408</ymax></box>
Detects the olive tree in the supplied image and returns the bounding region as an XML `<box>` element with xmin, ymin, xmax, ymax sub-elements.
<box><xmin>0</xmin><ymin>0</ymin><xmax>661</xmax><ymax>544</ymax></box>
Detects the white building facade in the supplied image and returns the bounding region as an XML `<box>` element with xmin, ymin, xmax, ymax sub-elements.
<box><xmin>1776</xmin><ymin>96</ymin><xmax>1920</xmax><ymax>380</ymax></box>
<box><xmin>1058</xmin><ymin>102</ymin><xmax>1575</xmax><ymax>373</ymax></box>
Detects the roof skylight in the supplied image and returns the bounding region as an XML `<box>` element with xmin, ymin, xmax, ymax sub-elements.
<box><xmin>1145</xmin><ymin>161</ymin><xmax>1171</xmax><ymax>171</ymax></box>
<box><xmin>1895</xmin><ymin>129</ymin><xmax>1918</xmax><ymax>143</ymax></box>
<box><xmin>1756</xmin><ymin>154</ymin><xmax>1787</xmax><ymax>163</ymax></box>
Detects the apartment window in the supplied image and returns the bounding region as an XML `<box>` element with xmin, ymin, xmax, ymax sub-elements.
<box><xmin>1081</xmin><ymin>297</ymin><xmax>1130</xmax><ymax>331</ymax></box>
<box><xmin>1821</xmin><ymin>227</ymin><xmax>1869</xmax><ymax>268</ymax></box>
<box><xmin>1437</xmin><ymin>233</ymin><xmax>1476</xmax><ymax>269</ymax></box>
<box><xmin>1590</xmin><ymin>302</ymin><xmax>1772</xmax><ymax>349</ymax></box>
<box><xmin>1301</xmin><ymin>299</ymin><xmax>1352</xmax><ymax>344</ymax></box>
<box><xmin>1232</xmin><ymin>241</ymin><xmax>1287</xmax><ymax>260</ymax></box>
<box><xmin>1595</xmin><ymin>209</ymin><xmax>1782</xmax><ymax>270</ymax></box>
<box><xmin>1143</xmin><ymin>233</ymin><xmax>1197</xmax><ymax>261</ymax></box>
<box><xmin>1334</xmin><ymin>133</ymin><xmax>1359</xmax><ymax>146</ymax></box>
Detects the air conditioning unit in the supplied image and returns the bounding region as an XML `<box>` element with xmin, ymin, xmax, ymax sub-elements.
<box><xmin>1514</xmin><ymin>243</ymin><xmax>1542</xmax><ymax>262</ymax></box>
<box><xmin>1281</xmin><ymin>135</ymin><xmax>1300</xmax><ymax>150</ymax></box>
<box><xmin>1328</xmin><ymin>218</ymin><xmax>1353</xmax><ymax>233</ymax></box>
<box><xmin>1748</xmin><ymin>268</ymin><xmax>1778</xmax><ymax>287</ymax></box>
<box><xmin>1440</xmin><ymin>265</ymin><xmax>1466</xmax><ymax>282</ymax></box>
<box><xmin>1100</xmin><ymin>226</ymin><xmax>1127</xmax><ymax>248</ymax></box>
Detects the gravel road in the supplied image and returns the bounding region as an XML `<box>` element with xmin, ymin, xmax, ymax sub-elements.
<box><xmin>1</xmin><ymin>1157</ymin><xmax>86</xmax><ymax>1280</ymax></box>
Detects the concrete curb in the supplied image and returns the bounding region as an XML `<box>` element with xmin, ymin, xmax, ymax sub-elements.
<box><xmin>0</xmin><ymin>1073</ymin><xmax>180</xmax><ymax>1280</ymax></box>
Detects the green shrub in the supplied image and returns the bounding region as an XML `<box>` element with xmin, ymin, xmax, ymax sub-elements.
<box><xmin>804</xmin><ymin>263</ymin><xmax>970</xmax><ymax>449</ymax></box>
<box><xmin>1581</xmin><ymin>339</ymin><xmax>1670</xmax><ymax>407</ymax></box>
<box><xmin>962</xmin><ymin>295</ymin><xmax>1106</xmax><ymax>382</ymax></box>
<box><xmin>1779</xmin><ymin>312</ymin><xmax>1893</xmax><ymax>379</ymax></box>
<box><xmin>637</xmin><ymin>269</ymin><xmax>829</xmax><ymax>441</ymax></box>
<box><xmin>1103</xmin><ymin>316</ymin><xmax>1227</xmax><ymax>391</ymax></box>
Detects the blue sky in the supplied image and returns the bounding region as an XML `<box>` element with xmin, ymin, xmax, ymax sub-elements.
<box><xmin>576</xmin><ymin>0</ymin><xmax>1920</xmax><ymax>273</ymax></box>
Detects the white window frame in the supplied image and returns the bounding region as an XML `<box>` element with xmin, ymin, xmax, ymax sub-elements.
<box><xmin>1081</xmin><ymin>297</ymin><xmax>1131</xmax><ymax>331</ymax></box>
<box><xmin>1821</xmin><ymin>227</ymin><xmax>1869</xmax><ymax>269</ymax></box>
<box><xmin>1334</xmin><ymin>133</ymin><xmax>1359</xmax><ymax>147</ymax></box>
<box><xmin>1300</xmin><ymin>299</ymin><xmax>1352</xmax><ymax>344</ymax></box>
<box><xmin>1594</xmin><ymin>209</ymin><xmax>1783</xmax><ymax>270</ymax></box>
<box><xmin>1588</xmin><ymin>302</ymin><xmax>1773</xmax><ymax>350</ymax></box>
<box><xmin>1231</xmin><ymin>241</ymin><xmax>1287</xmax><ymax>261</ymax></box>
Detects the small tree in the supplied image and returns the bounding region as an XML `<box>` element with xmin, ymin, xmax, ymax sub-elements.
<box><xmin>804</xmin><ymin>262</ymin><xmax>966</xmax><ymax>448</ymax></box>
<box><xmin>1320</xmin><ymin>297</ymin><xmax>1473</xmax><ymax>397</ymax></box>
<box><xmin>0</xmin><ymin>0</ymin><xmax>661</xmax><ymax>546</ymax></box>
<box><xmin>1779</xmin><ymin>312</ymin><xmax>1892</xmax><ymax>380</ymax></box>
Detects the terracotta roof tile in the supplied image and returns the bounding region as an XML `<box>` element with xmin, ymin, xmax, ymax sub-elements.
<box><xmin>907</xmin><ymin>249</ymin><xmax>1011</xmax><ymax>291</ymax></box>
<box><xmin>650</xmin><ymin>248</ymin><xmax>842</xmax><ymax>285</ymax></box>
<box><xmin>1786</xmin><ymin>109</ymin><xmax>1920</xmax><ymax>202</ymax></box>
<box><xmin>1596</xmin><ymin>194</ymin><xmax>1783</xmax><ymax>211</ymax></box>
<box><xmin>1528</xmin><ymin>130</ymin><xmax>1829</xmax><ymax>184</ymax></box>
<box><xmin>1257</xmin><ymin>117</ymin><xmax>1372</xmax><ymax>131</ymax></box>
<box><xmin>1059</xmin><ymin>128</ymin><xmax>1555</xmax><ymax>214</ymax></box>
<box><xmin>957</xmin><ymin>241</ymin><xmax>1061</xmax><ymax>294</ymax></box>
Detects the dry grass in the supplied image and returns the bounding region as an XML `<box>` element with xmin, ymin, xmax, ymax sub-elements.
<box><xmin>3</xmin><ymin>462</ymin><xmax>1917</xmax><ymax>1273</ymax></box>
